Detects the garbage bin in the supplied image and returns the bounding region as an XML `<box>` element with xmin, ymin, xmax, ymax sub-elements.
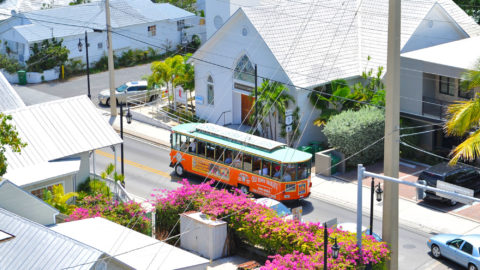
<box><xmin>17</xmin><ymin>70</ymin><xmax>27</xmax><ymax>85</ymax></box>
<box><xmin>308</xmin><ymin>141</ymin><xmax>324</xmax><ymax>154</ymax></box>
<box><xmin>330</xmin><ymin>154</ymin><xmax>341</xmax><ymax>175</ymax></box>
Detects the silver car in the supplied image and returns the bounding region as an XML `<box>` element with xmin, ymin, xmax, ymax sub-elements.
<box><xmin>428</xmin><ymin>234</ymin><xmax>480</xmax><ymax>270</ymax></box>
<box><xmin>98</xmin><ymin>80</ymin><xmax>158</xmax><ymax>106</ymax></box>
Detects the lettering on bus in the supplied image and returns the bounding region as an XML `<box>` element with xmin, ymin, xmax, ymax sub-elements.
<box><xmin>192</xmin><ymin>157</ymin><xmax>230</xmax><ymax>180</ymax></box>
<box><xmin>253</xmin><ymin>176</ymin><xmax>279</xmax><ymax>190</ymax></box>
<box><xmin>238</xmin><ymin>173</ymin><xmax>250</xmax><ymax>184</ymax></box>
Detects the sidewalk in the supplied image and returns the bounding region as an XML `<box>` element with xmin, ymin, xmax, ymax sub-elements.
<box><xmin>103</xmin><ymin>109</ymin><xmax>480</xmax><ymax>236</ymax></box>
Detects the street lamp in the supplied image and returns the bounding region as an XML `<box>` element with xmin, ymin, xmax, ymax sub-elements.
<box><xmin>119</xmin><ymin>103</ymin><xmax>132</xmax><ymax>176</ymax></box>
<box><xmin>77</xmin><ymin>31</ymin><xmax>91</xmax><ymax>100</ymax></box>
<box><xmin>324</xmin><ymin>222</ymin><xmax>340</xmax><ymax>270</ymax></box>
<box><xmin>369</xmin><ymin>178</ymin><xmax>383</xmax><ymax>237</ymax></box>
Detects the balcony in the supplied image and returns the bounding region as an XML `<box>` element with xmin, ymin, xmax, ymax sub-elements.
<box><xmin>422</xmin><ymin>96</ymin><xmax>453</xmax><ymax>120</ymax></box>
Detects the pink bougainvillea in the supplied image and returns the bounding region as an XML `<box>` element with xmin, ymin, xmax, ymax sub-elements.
<box><xmin>151</xmin><ymin>180</ymin><xmax>390</xmax><ymax>269</ymax></box>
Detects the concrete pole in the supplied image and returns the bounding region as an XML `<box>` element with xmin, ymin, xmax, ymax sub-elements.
<box><xmin>383</xmin><ymin>0</ymin><xmax>401</xmax><ymax>269</ymax></box>
<box><xmin>105</xmin><ymin>0</ymin><xmax>117</xmax><ymax>116</ymax></box>
<box><xmin>356</xmin><ymin>164</ymin><xmax>364</xmax><ymax>251</ymax></box>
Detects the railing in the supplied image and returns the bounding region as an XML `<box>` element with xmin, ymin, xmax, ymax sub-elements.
<box><xmin>215</xmin><ymin>110</ymin><xmax>231</xmax><ymax>126</ymax></box>
<box><xmin>90</xmin><ymin>173</ymin><xmax>132</xmax><ymax>202</ymax></box>
<box><xmin>422</xmin><ymin>96</ymin><xmax>453</xmax><ymax>120</ymax></box>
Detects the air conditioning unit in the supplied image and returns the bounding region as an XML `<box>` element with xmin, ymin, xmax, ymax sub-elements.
<box><xmin>180</xmin><ymin>212</ymin><xmax>227</xmax><ymax>260</ymax></box>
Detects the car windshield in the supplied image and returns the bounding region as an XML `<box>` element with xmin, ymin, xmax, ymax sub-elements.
<box><xmin>271</xmin><ymin>203</ymin><xmax>292</xmax><ymax>217</ymax></box>
<box><xmin>116</xmin><ymin>84</ymin><xmax>128</xmax><ymax>92</ymax></box>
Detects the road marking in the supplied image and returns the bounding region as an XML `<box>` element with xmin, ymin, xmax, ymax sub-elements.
<box><xmin>95</xmin><ymin>149</ymin><xmax>171</xmax><ymax>179</ymax></box>
<box><xmin>124</xmin><ymin>133</ymin><xmax>170</xmax><ymax>150</ymax></box>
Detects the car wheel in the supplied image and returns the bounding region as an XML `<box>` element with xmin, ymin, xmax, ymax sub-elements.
<box><xmin>175</xmin><ymin>164</ymin><xmax>184</xmax><ymax>177</ymax></box>
<box><xmin>449</xmin><ymin>200</ymin><xmax>458</xmax><ymax>206</ymax></box>
<box><xmin>239</xmin><ymin>185</ymin><xmax>249</xmax><ymax>195</ymax></box>
<box><xmin>431</xmin><ymin>244</ymin><xmax>441</xmax><ymax>258</ymax></box>
<box><xmin>149</xmin><ymin>95</ymin><xmax>155</xmax><ymax>102</ymax></box>
<box><xmin>106</xmin><ymin>98</ymin><xmax>110</xmax><ymax>106</ymax></box>
<box><xmin>469</xmin><ymin>264</ymin><xmax>478</xmax><ymax>270</ymax></box>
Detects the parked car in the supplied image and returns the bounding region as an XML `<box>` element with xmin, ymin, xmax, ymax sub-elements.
<box><xmin>255</xmin><ymin>197</ymin><xmax>295</xmax><ymax>220</ymax></box>
<box><xmin>98</xmin><ymin>80</ymin><xmax>159</xmax><ymax>106</ymax></box>
<box><xmin>337</xmin><ymin>222</ymin><xmax>382</xmax><ymax>242</ymax></box>
<box><xmin>417</xmin><ymin>163</ymin><xmax>480</xmax><ymax>206</ymax></box>
<box><xmin>428</xmin><ymin>234</ymin><xmax>480</xmax><ymax>270</ymax></box>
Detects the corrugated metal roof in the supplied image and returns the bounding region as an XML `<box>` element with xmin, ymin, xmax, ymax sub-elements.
<box><xmin>3</xmin><ymin>95</ymin><xmax>122</xmax><ymax>172</ymax></box>
<box><xmin>0</xmin><ymin>0</ymin><xmax>72</xmax><ymax>20</ymax></box>
<box><xmin>13</xmin><ymin>0</ymin><xmax>194</xmax><ymax>42</ymax></box>
<box><xmin>51</xmin><ymin>217</ymin><xmax>210</xmax><ymax>270</ymax></box>
<box><xmin>0</xmin><ymin>180</ymin><xmax>58</xmax><ymax>226</ymax></box>
<box><xmin>0</xmin><ymin>208</ymin><xmax>103</xmax><ymax>270</ymax></box>
<box><xmin>0</xmin><ymin>72</ymin><xmax>25</xmax><ymax>112</ymax></box>
<box><xmin>196</xmin><ymin>0</ymin><xmax>480</xmax><ymax>88</ymax></box>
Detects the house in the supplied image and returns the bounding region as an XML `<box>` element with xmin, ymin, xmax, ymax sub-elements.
<box><xmin>0</xmin><ymin>0</ymin><xmax>203</xmax><ymax>66</ymax></box>
<box><xmin>0</xmin><ymin>180</ymin><xmax>58</xmax><ymax>226</ymax></box>
<box><xmin>1</xmin><ymin>95</ymin><xmax>122</xmax><ymax>196</ymax></box>
<box><xmin>400</xmin><ymin>36</ymin><xmax>480</xmax><ymax>154</ymax></box>
<box><xmin>0</xmin><ymin>208</ymin><xmax>132</xmax><ymax>269</ymax></box>
<box><xmin>192</xmin><ymin>0</ymin><xmax>480</xmax><ymax>146</ymax></box>
<box><xmin>0</xmin><ymin>0</ymin><xmax>71</xmax><ymax>21</ymax></box>
<box><xmin>52</xmin><ymin>217</ymin><xmax>210</xmax><ymax>270</ymax></box>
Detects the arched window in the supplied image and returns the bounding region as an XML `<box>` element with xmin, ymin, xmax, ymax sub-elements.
<box><xmin>234</xmin><ymin>55</ymin><xmax>255</xmax><ymax>83</ymax></box>
<box><xmin>207</xmin><ymin>75</ymin><xmax>214</xmax><ymax>105</ymax></box>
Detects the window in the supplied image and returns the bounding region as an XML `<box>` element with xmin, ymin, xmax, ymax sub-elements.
<box><xmin>177</xmin><ymin>20</ymin><xmax>185</xmax><ymax>31</ymax></box>
<box><xmin>282</xmin><ymin>164</ymin><xmax>296</xmax><ymax>182</ymax></box>
<box><xmin>252</xmin><ymin>157</ymin><xmax>262</xmax><ymax>174</ymax></box>
<box><xmin>197</xmin><ymin>140</ymin><xmax>206</xmax><ymax>156</ymax></box>
<box><xmin>243</xmin><ymin>154</ymin><xmax>252</xmax><ymax>172</ymax></box>
<box><xmin>439</xmin><ymin>76</ymin><xmax>455</xmax><ymax>96</ymax></box>
<box><xmin>215</xmin><ymin>145</ymin><xmax>225</xmax><ymax>162</ymax></box>
<box><xmin>462</xmin><ymin>241</ymin><xmax>473</xmax><ymax>255</ymax></box>
<box><xmin>234</xmin><ymin>55</ymin><xmax>255</xmax><ymax>84</ymax></box>
<box><xmin>449</xmin><ymin>239</ymin><xmax>464</xmax><ymax>249</ymax></box>
<box><xmin>97</xmin><ymin>42</ymin><xmax>103</xmax><ymax>49</ymax></box>
<box><xmin>31</xmin><ymin>184</ymin><xmax>55</xmax><ymax>199</ymax></box>
<box><xmin>298</xmin><ymin>161</ymin><xmax>310</xmax><ymax>179</ymax></box>
<box><xmin>206</xmin><ymin>143</ymin><xmax>215</xmax><ymax>160</ymax></box>
<box><xmin>272</xmin><ymin>162</ymin><xmax>281</xmax><ymax>179</ymax></box>
<box><xmin>232</xmin><ymin>151</ymin><xmax>243</xmax><ymax>168</ymax></box>
<box><xmin>179</xmin><ymin>134</ymin><xmax>188</xmax><ymax>152</ymax></box>
<box><xmin>207</xmin><ymin>76</ymin><xmax>214</xmax><ymax>105</ymax></box>
<box><xmin>458</xmin><ymin>79</ymin><xmax>474</xmax><ymax>99</ymax></box>
<box><xmin>148</xmin><ymin>25</ymin><xmax>156</xmax><ymax>37</ymax></box>
<box><xmin>224</xmin><ymin>149</ymin><xmax>233</xmax><ymax>165</ymax></box>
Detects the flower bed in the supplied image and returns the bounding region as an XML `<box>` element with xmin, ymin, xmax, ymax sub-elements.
<box><xmin>67</xmin><ymin>194</ymin><xmax>151</xmax><ymax>235</ymax></box>
<box><xmin>151</xmin><ymin>180</ymin><xmax>389</xmax><ymax>269</ymax></box>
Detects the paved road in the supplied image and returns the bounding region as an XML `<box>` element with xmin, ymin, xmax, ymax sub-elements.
<box><xmin>93</xmin><ymin>135</ymin><xmax>459</xmax><ymax>270</ymax></box>
<box><xmin>19</xmin><ymin>63</ymin><xmax>152</xmax><ymax>105</ymax></box>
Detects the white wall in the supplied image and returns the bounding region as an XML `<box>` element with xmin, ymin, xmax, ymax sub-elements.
<box><xmin>402</xmin><ymin>3</ymin><xmax>469</xmax><ymax>53</ymax></box>
<box><xmin>400</xmin><ymin>57</ymin><xmax>424</xmax><ymax>116</ymax></box>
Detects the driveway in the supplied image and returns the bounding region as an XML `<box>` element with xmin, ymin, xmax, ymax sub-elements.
<box><xmin>17</xmin><ymin>63</ymin><xmax>152</xmax><ymax>106</ymax></box>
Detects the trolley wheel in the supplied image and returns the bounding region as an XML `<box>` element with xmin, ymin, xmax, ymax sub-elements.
<box><xmin>175</xmin><ymin>164</ymin><xmax>184</xmax><ymax>177</ymax></box>
<box><xmin>239</xmin><ymin>185</ymin><xmax>249</xmax><ymax>195</ymax></box>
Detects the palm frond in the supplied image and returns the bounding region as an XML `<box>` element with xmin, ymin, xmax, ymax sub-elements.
<box><xmin>445</xmin><ymin>98</ymin><xmax>480</xmax><ymax>136</ymax></box>
<box><xmin>449</xmin><ymin>129</ymin><xmax>480</xmax><ymax>165</ymax></box>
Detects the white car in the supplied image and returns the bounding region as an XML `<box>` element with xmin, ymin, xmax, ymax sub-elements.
<box><xmin>255</xmin><ymin>197</ymin><xmax>295</xmax><ymax>220</ymax></box>
<box><xmin>98</xmin><ymin>80</ymin><xmax>159</xmax><ymax>106</ymax></box>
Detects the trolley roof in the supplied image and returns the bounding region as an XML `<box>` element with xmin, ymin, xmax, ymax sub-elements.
<box><xmin>172</xmin><ymin>123</ymin><xmax>312</xmax><ymax>163</ymax></box>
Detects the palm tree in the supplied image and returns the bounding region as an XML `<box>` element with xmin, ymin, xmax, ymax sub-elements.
<box><xmin>173</xmin><ymin>54</ymin><xmax>195</xmax><ymax>112</ymax></box>
<box><xmin>148</xmin><ymin>55</ymin><xmax>184</xmax><ymax>109</ymax></box>
<box><xmin>43</xmin><ymin>184</ymin><xmax>79</xmax><ymax>215</ymax></box>
<box><xmin>251</xmin><ymin>80</ymin><xmax>295</xmax><ymax>139</ymax></box>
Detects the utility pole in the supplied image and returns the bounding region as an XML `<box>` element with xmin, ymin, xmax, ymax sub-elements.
<box><xmin>105</xmin><ymin>0</ymin><xmax>117</xmax><ymax>116</ymax></box>
<box><xmin>85</xmin><ymin>31</ymin><xmax>91</xmax><ymax>100</ymax></box>
<box><xmin>383</xmin><ymin>0</ymin><xmax>401</xmax><ymax>269</ymax></box>
<box><xmin>254</xmin><ymin>64</ymin><xmax>258</xmax><ymax>128</ymax></box>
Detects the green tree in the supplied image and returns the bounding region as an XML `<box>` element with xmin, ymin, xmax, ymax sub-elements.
<box><xmin>309</xmin><ymin>57</ymin><xmax>385</xmax><ymax>126</ymax></box>
<box><xmin>0</xmin><ymin>114</ymin><xmax>27</xmax><ymax>176</ymax></box>
<box><xmin>250</xmin><ymin>80</ymin><xmax>295</xmax><ymax>140</ymax></box>
<box><xmin>454</xmin><ymin>0</ymin><xmax>480</xmax><ymax>23</ymax></box>
<box><xmin>173</xmin><ymin>54</ymin><xmax>195</xmax><ymax>112</ymax></box>
<box><xmin>26</xmin><ymin>38</ymin><xmax>69</xmax><ymax>72</ymax></box>
<box><xmin>43</xmin><ymin>184</ymin><xmax>79</xmax><ymax>215</ymax></box>
<box><xmin>152</xmin><ymin>0</ymin><xmax>197</xmax><ymax>13</ymax></box>
<box><xmin>148</xmin><ymin>55</ymin><xmax>184</xmax><ymax>109</ymax></box>
<box><xmin>69</xmin><ymin>0</ymin><xmax>90</xmax><ymax>5</ymax></box>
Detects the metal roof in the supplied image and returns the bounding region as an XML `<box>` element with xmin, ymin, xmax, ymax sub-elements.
<box><xmin>0</xmin><ymin>180</ymin><xmax>58</xmax><ymax>226</ymax></box>
<box><xmin>51</xmin><ymin>217</ymin><xmax>210</xmax><ymax>270</ymax></box>
<box><xmin>0</xmin><ymin>208</ymin><xmax>104</xmax><ymax>270</ymax></box>
<box><xmin>13</xmin><ymin>0</ymin><xmax>194</xmax><ymax>42</ymax></box>
<box><xmin>3</xmin><ymin>95</ymin><xmax>122</xmax><ymax>172</ymax></box>
<box><xmin>0</xmin><ymin>72</ymin><xmax>25</xmax><ymax>112</ymax></box>
<box><xmin>172</xmin><ymin>123</ymin><xmax>311</xmax><ymax>163</ymax></box>
<box><xmin>195</xmin><ymin>0</ymin><xmax>480</xmax><ymax>88</ymax></box>
<box><xmin>196</xmin><ymin>123</ymin><xmax>286</xmax><ymax>151</ymax></box>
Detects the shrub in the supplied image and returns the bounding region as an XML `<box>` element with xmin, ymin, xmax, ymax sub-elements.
<box><xmin>78</xmin><ymin>177</ymin><xmax>111</xmax><ymax>199</ymax></box>
<box><xmin>67</xmin><ymin>194</ymin><xmax>151</xmax><ymax>235</ymax></box>
<box><xmin>64</xmin><ymin>58</ymin><xmax>85</xmax><ymax>77</ymax></box>
<box><xmin>27</xmin><ymin>38</ymin><xmax>69</xmax><ymax>72</ymax></box>
<box><xmin>0</xmin><ymin>54</ymin><xmax>23</xmax><ymax>74</ymax></box>
<box><xmin>323</xmin><ymin>106</ymin><xmax>385</xmax><ymax>166</ymax></box>
<box><xmin>151</xmin><ymin>180</ymin><xmax>389</xmax><ymax>269</ymax></box>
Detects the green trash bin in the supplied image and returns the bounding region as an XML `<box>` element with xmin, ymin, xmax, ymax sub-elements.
<box><xmin>309</xmin><ymin>141</ymin><xmax>324</xmax><ymax>154</ymax></box>
<box><xmin>330</xmin><ymin>154</ymin><xmax>341</xmax><ymax>175</ymax></box>
<box><xmin>297</xmin><ymin>145</ymin><xmax>312</xmax><ymax>154</ymax></box>
<box><xmin>17</xmin><ymin>70</ymin><xmax>27</xmax><ymax>85</ymax></box>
